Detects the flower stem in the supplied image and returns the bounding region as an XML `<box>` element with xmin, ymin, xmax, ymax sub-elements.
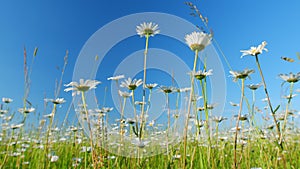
<box><xmin>234</xmin><ymin>78</ymin><xmax>245</xmax><ymax>169</ymax></box>
<box><xmin>81</xmin><ymin>91</ymin><xmax>97</xmax><ymax>169</ymax></box>
<box><xmin>182</xmin><ymin>50</ymin><xmax>198</xmax><ymax>169</ymax></box>
<box><xmin>281</xmin><ymin>82</ymin><xmax>294</xmax><ymax>139</ymax></box>
<box><xmin>255</xmin><ymin>55</ymin><xmax>282</xmax><ymax>149</ymax></box>
<box><xmin>140</xmin><ymin>35</ymin><xmax>150</xmax><ymax>139</ymax></box>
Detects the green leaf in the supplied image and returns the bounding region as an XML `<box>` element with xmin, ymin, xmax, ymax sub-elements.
<box><xmin>273</xmin><ymin>105</ymin><xmax>280</xmax><ymax>114</ymax></box>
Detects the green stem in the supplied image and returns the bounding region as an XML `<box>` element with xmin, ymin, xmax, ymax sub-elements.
<box><xmin>131</xmin><ymin>91</ymin><xmax>139</xmax><ymax>137</ymax></box>
<box><xmin>182</xmin><ymin>50</ymin><xmax>198</xmax><ymax>169</ymax></box>
<box><xmin>282</xmin><ymin>82</ymin><xmax>294</xmax><ymax>135</ymax></box>
<box><xmin>81</xmin><ymin>92</ymin><xmax>97</xmax><ymax>169</ymax></box>
<box><xmin>140</xmin><ymin>35</ymin><xmax>150</xmax><ymax>140</ymax></box>
<box><xmin>255</xmin><ymin>55</ymin><xmax>282</xmax><ymax>149</ymax></box>
<box><xmin>234</xmin><ymin>78</ymin><xmax>245</xmax><ymax>169</ymax></box>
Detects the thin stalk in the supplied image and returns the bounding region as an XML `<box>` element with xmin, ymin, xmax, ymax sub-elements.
<box><xmin>165</xmin><ymin>93</ymin><xmax>170</xmax><ymax>154</ymax></box>
<box><xmin>131</xmin><ymin>91</ymin><xmax>139</xmax><ymax>137</ymax></box>
<box><xmin>81</xmin><ymin>92</ymin><xmax>97</xmax><ymax>169</ymax></box>
<box><xmin>281</xmin><ymin>82</ymin><xmax>294</xmax><ymax>138</ymax></box>
<box><xmin>255</xmin><ymin>55</ymin><xmax>282</xmax><ymax>149</ymax></box>
<box><xmin>200</xmin><ymin>78</ymin><xmax>212</xmax><ymax>167</ymax></box>
<box><xmin>182</xmin><ymin>49</ymin><xmax>198</xmax><ymax>169</ymax></box>
<box><xmin>140</xmin><ymin>35</ymin><xmax>150</xmax><ymax>139</ymax></box>
<box><xmin>234</xmin><ymin>78</ymin><xmax>245</xmax><ymax>169</ymax></box>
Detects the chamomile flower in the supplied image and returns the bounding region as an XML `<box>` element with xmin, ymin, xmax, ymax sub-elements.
<box><xmin>11</xmin><ymin>123</ymin><xmax>24</xmax><ymax>130</ymax></box>
<box><xmin>145</xmin><ymin>83</ymin><xmax>158</xmax><ymax>89</ymax></box>
<box><xmin>185</xmin><ymin>31</ymin><xmax>212</xmax><ymax>52</ymax></box>
<box><xmin>136</xmin><ymin>22</ymin><xmax>160</xmax><ymax>37</ymax></box>
<box><xmin>211</xmin><ymin>116</ymin><xmax>228</xmax><ymax>123</ymax></box>
<box><xmin>64</xmin><ymin>79</ymin><xmax>101</xmax><ymax>96</ymax></box>
<box><xmin>247</xmin><ymin>83</ymin><xmax>262</xmax><ymax>90</ymax></box>
<box><xmin>2</xmin><ymin>97</ymin><xmax>13</xmax><ymax>104</ymax></box>
<box><xmin>279</xmin><ymin>72</ymin><xmax>300</xmax><ymax>83</ymax></box>
<box><xmin>193</xmin><ymin>69</ymin><xmax>213</xmax><ymax>80</ymax></box>
<box><xmin>120</xmin><ymin>78</ymin><xmax>143</xmax><ymax>90</ymax></box>
<box><xmin>18</xmin><ymin>107</ymin><xmax>35</xmax><ymax>114</ymax></box>
<box><xmin>240</xmin><ymin>41</ymin><xmax>268</xmax><ymax>58</ymax></box>
<box><xmin>229</xmin><ymin>69</ymin><xmax>255</xmax><ymax>82</ymax></box>
<box><xmin>118</xmin><ymin>90</ymin><xmax>132</xmax><ymax>98</ymax></box>
<box><xmin>44</xmin><ymin>98</ymin><xmax>66</xmax><ymax>104</ymax></box>
<box><xmin>160</xmin><ymin>86</ymin><xmax>175</xmax><ymax>94</ymax></box>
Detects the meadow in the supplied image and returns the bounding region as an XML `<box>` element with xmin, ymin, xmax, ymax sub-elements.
<box><xmin>1</xmin><ymin>2</ymin><xmax>300</xmax><ymax>169</ymax></box>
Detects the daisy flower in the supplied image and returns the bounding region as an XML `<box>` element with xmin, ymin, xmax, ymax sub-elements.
<box><xmin>246</xmin><ymin>83</ymin><xmax>262</xmax><ymax>90</ymax></box>
<box><xmin>18</xmin><ymin>107</ymin><xmax>35</xmax><ymax>114</ymax></box>
<box><xmin>120</xmin><ymin>78</ymin><xmax>143</xmax><ymax>90</ymax></box>
<box><xmin>211</xmin><ymin>116</ymin><xmax>228</xmax><ymax>123</ymax></box>
<box><xmin>2</xmin><ymin>97</ymin><xmax>13</xmax><ymax>104</ymax></box>
<box><xmin>185</xmin><ymin>31</ymin><xmax>212</xmax><ymax>52</ymax></box>
<box><xmin>118</xmin><ymin>90</ymin><xmax>132</xmax><ymax>98</ymax></box>
<box><xmin>64</xmin><ymin>79</ymin><xmax>101</xmax><ymax>96</ymax></box>
<box><xmin>279</xmin><ymin>72</ymin><xmax>300</xmax><ymax>83</ymax></box>
<box><xmin>193</xmin><ymin>69</ymin><xmax>213</xmax><ymax>80</ymax></box>
<box><xmin>229</xmin><ymin>69</ymin><xmax>255</xmax><ymax>82</ymax></box>
<box><xmin>44</xmin><ymin>98</ymin><xmax>66</xmax><ymax>104</ymax></box>
<box><xmin>240</xmin><ymin>41</ymin><xmax>268</xmax><ymax>58</ymax></box>
<box><xmin>136</xmin><ymin>22</ymin><xmax>160</xmax><ymax>37</ymax></box>
<box><xmin>160</xmin><ymin>86</ymin><xmax>174</xmax><ymax>94</ymax></box>
<box><xmin>145</xmin><ymin>83</ymin><xmax>158</xmax><ymax>90</ymax></box>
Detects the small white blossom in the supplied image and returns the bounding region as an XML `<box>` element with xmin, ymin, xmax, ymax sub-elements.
<box><xmin>240</xmin><ymin>41</ymin><xmax>268</xmax><ymax>58</ymax></box>
<box><xmin>136</xmin><ymin>22</ymin><xmax>160</xmax><ymax>37</ymax></box>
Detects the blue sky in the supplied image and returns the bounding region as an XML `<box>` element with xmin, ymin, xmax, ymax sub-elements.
<box><xmin>1</xmin><ymin>0</ymin><xmax>300</xmax><ymax>127</ymax></box>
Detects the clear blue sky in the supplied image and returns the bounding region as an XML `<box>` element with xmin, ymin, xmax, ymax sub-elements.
<box><xmin>1</xmin><ymin>0</ymin><xmax>300</xmax><ymax>127</ymax></box>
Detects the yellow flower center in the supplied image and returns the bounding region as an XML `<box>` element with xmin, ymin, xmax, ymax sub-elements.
<box><xmin>77</xmin><ymin>85</ymin><xmax>90</xmax><ymax>92</ymax></box>
<box><xmin>195</xmin><ymin>74</ymin><xmax>206</xmax><ymax>80</ymax></box>
<box><xmin>190</xmin><ymin>44</ymin><xmax>205</xmax><ymax>52</ymax></box>
<box><xmin>143</xmin><ymin>28</ymin><xmax>154</xmax><ymax>36</ymax></box>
